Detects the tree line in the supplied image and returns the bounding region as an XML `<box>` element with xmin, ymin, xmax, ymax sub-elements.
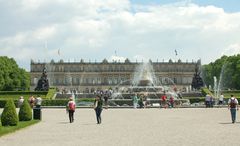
<box><xmin>202</xmin><ymin>54</ymin><xmax>240</xmax><ymax>90</ymax></box>
<box><xmin>1</xmin><ymin>55</ymin><xmax>240</xmax><ymax>91</ymax></box>
<box><xmin>0</xmin><ymin>56</ymin><xmax>30</xmax><ymax>91</ymax></box>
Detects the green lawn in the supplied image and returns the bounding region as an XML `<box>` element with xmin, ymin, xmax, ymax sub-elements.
<box><xmin>0</xmin><ymin>120</ymin><xmax>40</xmax><ymax>137</ymax></box>
<box><xmin>0</xmin><ymin>94</ymin><xmax>47</xmax><ymax>100</ymax></box>
<box><xmin>223</xmin><ymin>93</ymin><xmax>240</xmax><ymax>98</ymax></box>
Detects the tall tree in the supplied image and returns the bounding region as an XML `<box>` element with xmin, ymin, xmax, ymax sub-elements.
<box><xmin>0</xmin><ymin>56</ymin><xmax>30</xmax><ymax>91</ymax></box>
<box><xmin>203</xmin><ymin>54</ymin><xmax>240</xmax><ymax>90</ymax></box>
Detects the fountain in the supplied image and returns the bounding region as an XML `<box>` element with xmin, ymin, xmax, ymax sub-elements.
<box><xmin>44</xmin><ymin>60</ymin><xmax>57</xmax><ymax>87</ymax></box>
<box><xmin>213</xmin><ymin>76</ymin><xmax>217</xmax><ymax>98</ymax></box>
<box><xmin>53</xmin><ymin>60</ymin><xmax>191</xmax><ymax>107</ymax></box>
<box><xmin>109</xmin><ymin>62</ymin><xmax>188</xmax><ymax>107</ymax></box>
<box><xmin>213</xmin><ymin>62</ymin><xmax>228</xmax><ymax>102</ymax></box>
<box><xmin>217</xmin><ymin>63</ymin><xmax>227</xmax><ymax>98</ymax></box>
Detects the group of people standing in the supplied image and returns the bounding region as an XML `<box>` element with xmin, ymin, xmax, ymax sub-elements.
<box><xmin>66</xmin><ymin>94</ymin><xmax>104</xmax><ymax>124</ymax></box>
<box><xmin>132</xmin><ymin>93</ymin><xmax>175</xmax><ymax>109</ymax></box>
<box><xmin>205</xmin><ymin>93</ymin><xmax>239</xmax><ymax>124</ymax></box>
<box><xmin>205</xmin><ymin>93</ymin><xmax>225</xmax><ymax>108</ymax></box>
<box><xmin>160</xmin><ymin>94</ymin><xmax>175</xmax><ymax>108</ymax></box>
<box><xmin>66</xmin><ymin>92</ymin><xmax>239</xmax><ymax>124</ymax></box>
<box><xmin>18</xmin><ymin>95</ymin><xmax>42</xmax><ymax>108</ymax></box>
<box><xmin>132</xmin><ymin>94</ymin><xmax>150</xmax><ymax>109</ymax></box>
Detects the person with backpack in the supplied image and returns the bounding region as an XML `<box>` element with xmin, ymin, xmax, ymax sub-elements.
<box><xmin>161</xmin><ymin>94</ymin><xmax>167</xmax><ymax>108</ymax></box>
<box><xmin>228</xmin><ymin>95</ymin><xmax>239</xmax><ymax>123</ymax></box>
<box><xmin>94</xmin><ymin>95</ymin><xmax>103</xmax><ymax>124</ymax></box>
<box><xmin>169</xmin><ymin>96</ymin><xmax>174</xmax><ymax>108</ymax></box>
<box><xmin>67</xmin><ymin>97</ymin><xmax>76</xmax><ymax>123</ymax></box>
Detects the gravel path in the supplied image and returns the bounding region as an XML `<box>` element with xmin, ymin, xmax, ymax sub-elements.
<box><xmin>0</xmin><ymin>108</ymin><xmax>240</xmax><ymax>146</ymax></box>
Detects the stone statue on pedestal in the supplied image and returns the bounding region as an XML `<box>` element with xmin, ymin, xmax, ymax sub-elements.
<box><xmin>35</xmin><ymin>67</ymin><xmax>49</xmax><ymax>91</ymax></box>
<box><xmin>191</xmin><ymin>64</ymin><xmax>204</xmax><ymax>90</ymax></box>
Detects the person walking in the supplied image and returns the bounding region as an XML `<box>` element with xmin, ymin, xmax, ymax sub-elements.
<box><xmin>132</xmin><ymin>94</ymin><xmax>138</xmax><ymax>109</ymax></box>
<box><xmin>218</xmin><ymin>93</ymin><xmax>224</xmax><ymax>105</ymax></box>
<box><xmin>94</xmin><ymin>95</ymin><xmax>103</xmax><ymax>124</ymax></box>
<box><xmin>67</xmin><ymin>97</ymin><xmax>76</xmax><ymax>123</ymax></box>
<box><xmin>228</xmin><ymin>95</ymin><xmax>239</xmax><ymax>123</ymax></box>
<box><xmin>103</xmin><ymin>90</ymin><xmax>109</xmax><ymax>109</ymax></box>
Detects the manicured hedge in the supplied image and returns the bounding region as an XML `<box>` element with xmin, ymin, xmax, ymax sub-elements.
<box><xmin>0</xmin><ymin>89</ymin><xmax>57</xmax><ymax>100</ymax></box>
<box><xmin>216</xmin><ymin>90</ymin><xmax>240</xmax><ymax>94</ymax></box>
<box><xmin>1</xmin><ymin>99</ymin><xmax>18</xmax><ymax>126</ymax></box>
<box><xmin>0</xmin><ymin>100</ymin><xmax>18</xmax><ymax>108</ymax></box>
<box><xmin>187</xmin><ymin>97</ymin><xmax>205</xmax><ymax>104</ymax></box>
<box><xmin>42</xmin><ymin>99</ymin><xmax>69</xmax><ymax>106</ymax></box>
<box><xmin>186</xmin><ymin>97</ymin><xmax>240</xmax><ymax>104</ymax></box>
<box><xmin>41</xmin><ymin>98</ymin><xmax>95</xmax><ymax>106</ymax></box>
<box><xmin>19</xmin><ymin>100</ymin><xmax>32</xmax><ymax>121</ymax></box>
<box><xmin>0</xmin><ymin>91</ymin><xmax>47</xmax><ymax>100</ymax></box>
<box><xmin>45</xmin><ymin>88</ymin><xmax>56</xmax><ymax>99</ymax></box>
<box><xmin>0</xmin><ymin>91</ymin><xmax>48</xmax><ymax>95</ymax></box>
<box><xmin>201</xmin><ymin>87</ymin><xmax>213</xmax><ymax>97</ymax></box>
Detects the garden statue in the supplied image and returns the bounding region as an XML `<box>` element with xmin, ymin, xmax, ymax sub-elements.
<box><xmin>35</xmin><ymin>67</ymin><xmax>49</xmax><ymax>91</ymax></box>
<box><xmin>191</xmin><ymin>64</ymin><xmax>204</xmax><ymax>90</ymax></box>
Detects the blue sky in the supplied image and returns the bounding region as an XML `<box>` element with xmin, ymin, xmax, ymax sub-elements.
<box><xmin>0</xmin><ymin>0</ymin><xmax>240</xmax><ymax>71</ymax></box>
<box><xmin>131</xmin><ymin>0</ymin><xmax>240</xmax><ymax>12</ymax></box>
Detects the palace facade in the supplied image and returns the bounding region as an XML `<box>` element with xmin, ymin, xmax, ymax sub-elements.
<box><xmin>30</xmin><ymin>59</ymin><xmax>200</xmax><ymax>92</ymax></box>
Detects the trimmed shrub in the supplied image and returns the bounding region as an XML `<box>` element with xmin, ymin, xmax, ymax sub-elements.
<box><xmin>45</xmin><ymin>88</ymin><xmax>57</xmax><ymax>99</ymax></box>
<box><xmin>41</xmin><ymin>98</ymin><xmax>95</xmax><ymax>106</ymax></box>
<box><xmin>19</xmin><ymin>100</ymin><xmax>32</xmax><ymax>121</ymax></box>
<box><xmin>42</xmin><ymin>99</ymin><xmax>69</xmax><ymax>106</ymax></box>
<box><xmin>187</xmin><ymin>97</ymin><xmax>205</xmax><ymax>104</ymax></box>
<box><xmin>0</xmin><ymin>100</ymin><xmax>7</xmax><ymax>108</ymax></box>
<box><xmin>201</xmin><ymin>87</ymin><xmax>214</xmax><ymax>97</ymax></box>
<box><xmin>1</xmin><ymin>99</ymin><xmax>18</xmax><ymax>126</ymax></box>
<box><xmin>0</xmin><ymin>100</ymin><xmax>18</xmax><ymax>108</ymax></box>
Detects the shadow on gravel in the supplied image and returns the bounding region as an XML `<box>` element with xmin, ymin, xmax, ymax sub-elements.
<box><xmin>219</xmin><ymin>122</ymin><xmax>240</xmax><ymax>125</ymax></box>
<box><xmin>57</xmin><ymin>122</ymin><xmax>70</xmax><ymax>124</ymax></box>
<box><xmin>81</xmin><ymin>123</ymin><xmax>98</xmax><ymax>126</ymax></box>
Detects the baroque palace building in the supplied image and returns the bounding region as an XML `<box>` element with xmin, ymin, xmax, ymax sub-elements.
<box><xmin>30</xmin><ymin>58</ymin><xmax>200</xmax><ymax>93</ymax></box>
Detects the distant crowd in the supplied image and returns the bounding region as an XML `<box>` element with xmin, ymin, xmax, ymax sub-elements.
<box><xmin>18</xmin><ymin>95</ymin><xmax>42</xmax><ymax>108</ymax></box>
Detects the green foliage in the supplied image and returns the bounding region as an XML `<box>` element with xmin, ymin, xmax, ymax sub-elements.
<box><xmin>18</xmin><ymin>100</ymin><xmax>32</xmax><ymax>121</ymax></box>
<box><xmin>45</xmin><ymin>88</ymin><xmax>56</xmax><ymax>99</ymax></box>
<box><xmin>1</xmin><ymin>99</ymin><xmax>18</xmax><ymax>126</ymax></box>
<box><xmin>0</xmin><ymin>100</ymin><xmax>18</xmax><ymax>108</ymax></box>
<box><xmin>0</xmin><ymin>120</ymin><xmax>39</xmax><ymax>137</ymax></box>
<box><xmin>0</xmin><ymin>56</ymin><xmax>30</xmax><ymax>91</ymax></box>
<box><xmin>0</xmin><ymin>91</ymin><xmax>48</xmax><ymax>100</ymax></box>
<box><xmin>41</xmin><ymin>98</ymin><xmax>95</xmax><ymax>106</ymax></box>
<box><xmin>42</xmin><ymin>99</ymin><xmax>69</xmax><ymax>106</ymax></box>
<box><xmin>203</xmin><ymin>54</ymin><xmax>240</xmax><ymax>90</ymax></box>
<box><xmin>201</xmin><ymin>87</ymin><xmax>213</xmax><ymax>97</ymax></box>
<box><xmin>186</xmin><ymin>97</ymin><xmax>205</xmax><ymax>104</ymax></box>
<box><xmin>0</xmin><ymin>100</ymin><xmax>7</xmax><ymax>108</ymax></box>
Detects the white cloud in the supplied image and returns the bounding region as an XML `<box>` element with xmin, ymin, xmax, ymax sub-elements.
<box><xmin>222</xmin><ymin>43</ymin><xmax>240</xmax><ymax>56</ymax></box>
<box><xmin>109</xmin><ymin>55</ymin><xmax>126</xmax><ymax>62</ymax></box>
<box><xmin>0</xmin><ymin>0</ymin><xmax>240</xmax><ymax>70</ymax></box>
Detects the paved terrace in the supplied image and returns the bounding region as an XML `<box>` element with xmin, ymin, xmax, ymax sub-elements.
<box><xmin>0</xmin><ymin>108</ymin><xmax>240</xmax><ymax>146</ymax></box>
